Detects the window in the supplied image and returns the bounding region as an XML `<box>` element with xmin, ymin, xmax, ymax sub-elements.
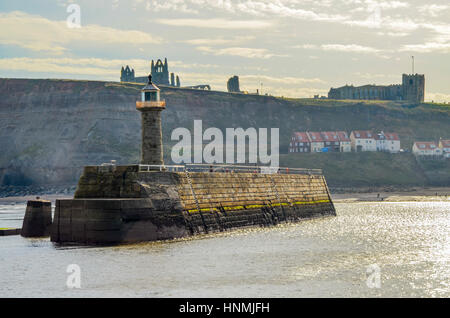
<box><xmin>356</xmin><ymin>133</ymin><xmax>360</xmax><ymax>137</ymax></box>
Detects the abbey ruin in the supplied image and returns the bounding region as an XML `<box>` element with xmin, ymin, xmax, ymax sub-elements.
<box><xmin>328</xmin><ymin>74</ymin><xmax>425</xmax><ymax>103</ymax></box>
<box><xmin>120</xmin><ymin>58</ymin><xmax>181</xmax><ymax>87</ymax></box>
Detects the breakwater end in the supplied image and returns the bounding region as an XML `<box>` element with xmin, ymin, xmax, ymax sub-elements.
<box><xmin>51</xmin><ymin>165</ymin><xmax>336</xmax><ymax>245</ymax></box>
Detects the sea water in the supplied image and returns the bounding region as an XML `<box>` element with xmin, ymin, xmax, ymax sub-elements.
<box><xmin>0</xmin><ymin>202</ymin><xmax>448</xmax><ymax>297</ymax></box>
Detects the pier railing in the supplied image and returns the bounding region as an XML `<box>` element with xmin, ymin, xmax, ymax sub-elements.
<box><xmin>138</xmin><ymin>164</ymin><xmax>322</xmax><ymax>175</ymax></box>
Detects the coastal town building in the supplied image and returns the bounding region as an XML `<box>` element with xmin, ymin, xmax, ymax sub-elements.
<box><xmin>307</xmin><ymin>132</ymin><xmax>325</xmax><ymax>153</ymax></box>
<box><xmin>350</xmin><ymin>130</ymin><xmax>376</xmax><ymax>152</ymax></box>
<box><xmin>289</xmin><ymin>132</ymin><xmax>311</xmax><ymax>153</ymax></box>
<box><xmin>375</xmin><ymin>132</ymin><xmax>401</xmax><ymax>153</ymax></box>
<box><xmin>328</xmin><ymin>74</ymin><xmax>425</xmax><ymax>103</ymax></box>
<box><xmin>439</xmin><ymin>139</ymin><xmax>450</xmax><ymax>158</ymax></box>
<box><xmin>320</xmin><ymin>131</ymin><xmax>341</xmax><ymax>152</ymax></box>
<box><xmin>289</xmin><ymin>130</ymin><xmax>400</xmax><ymax>154</ymax></box>
<box><xmin>336</xmin><ymin>131</ymin><xmax>351</xmax><ymax>152</ymax></box>
<box><xmin>412</xmin><ymin>142</ymin><xmax>442</xmax><ymax>158</ymax></box>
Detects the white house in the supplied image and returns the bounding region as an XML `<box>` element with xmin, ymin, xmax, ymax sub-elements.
<box><xmin>375</xmin><ymin>132</ymin><xmax>401</xmax><ymax>153</ymax></box>
<box><xmin>337</xmin><ymin>131</ymin><xmax>351</xmax><ymax>152</ymax></box>
<box><xmin>350</xmin><ymin>130</ymin><xmax>376</xmax><ymax>152</ymax></box>
<box><xmin>412</xmin><ymin>142</ymin><xmax>443</xmax><ymax>157</ymax></box>
<box><xmin>439</xmin><ymin>139</ymin><xmax>450</xmax><ymax>159</ymax></box>
<box><xmin>306</xmin><ymin>132</ymin><xmax>325</xmax><ymax>152</ymax></box>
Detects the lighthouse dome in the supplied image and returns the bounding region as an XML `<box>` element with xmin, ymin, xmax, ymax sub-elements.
<box><xmin>141</xmin><ymin>75</ymin><xmax>161</xmax><ymax>102</ymax></box>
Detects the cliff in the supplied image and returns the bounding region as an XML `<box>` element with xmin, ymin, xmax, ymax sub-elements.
<box><xmin>1</xmin><ymin>78</ymin><xmax>449</xmax><ymax>190</ymax></box>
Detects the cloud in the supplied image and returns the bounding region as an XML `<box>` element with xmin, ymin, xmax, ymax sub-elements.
<box><xmin>292</xmin><ymin>44</ymin><xmax>318</xmax><ymax>49</ymax></box>
<box><xmin>294</xmin><ymin>43</ymin><xmax>382</xmax><ymax>54</ymax></box>
<box><xmin>376</xmin><ymin>31</ymin><xmax>409</xmax><ymax>37</ymax></box>
<box><xmin>169</xmin><ymin>60</ymin><xmax>221</xmax><ymax>69</ymax></box>
<box><xmin>146</xmin><ymin>0</ymin><xmax>199</xmax><ymax>14</ymax></box>
<box><xmin>401</xmin><ymin>23</ymin><xmax>450</xmax><ymax>52</ymax></box>
<box><xmin>425</xmin><ymin>92</ymin><xmax>450</xmax><ymax>103</ymax></box>
<box><xmin>352</xmin><ymin>72</ymin><xmax>399</xmax><ymax>80</ymax></box>
<box><xmin>230</xmin><ymin>1</ymin><xmax>347</xmax><ymax>22</ymax></box>
<box><xmin>400</xmin><ymin>42</ymin><xmax>450</xmax><ymax>53</ymax></box>
<box><xmin>156</xmin><ymin>18</ymin><xmax>273</xmax><ymax>29</ymax></box>
<box><xmin>0</xmin><ymin>57</ymin><xmax>219</xmax><ymax>78</ymax></box>
<box><xmin>182</xmin><ymin>36</ymin><xmax>255</xmax><ymax>46</ymax></box>
<box><xmin>0</xmin><ymin>11</ymin><xmax>161</xmax><ymax>54</ymax></box>
<box><xmin>321</xmin><ymin>44</ymin><xmax>381</xmax><ymax>53</ymax></box>
<box><xmin>418</xmin><ymin>4</ymin><xmax>449</xmax><ymax>17</ymax></box>
<box><xmin>196</xmin><ymin>46</ymin><xmax>286</xmax><ymax>59</ymax></box>
<box><xmin>240</xmin><ymin>74</ymin><xmax>325</xmax><ymax>85</ymax></box>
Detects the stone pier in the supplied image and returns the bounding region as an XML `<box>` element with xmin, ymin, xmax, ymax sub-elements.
<box><xmin>51</xmin><ymin>166</ymin><xmax>336</xmax><ymax>245</ymax></box>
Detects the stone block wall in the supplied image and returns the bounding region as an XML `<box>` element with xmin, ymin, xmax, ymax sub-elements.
<box><xmin>51</xmin><ymin>198</ymin><xmax>187</xmax><ymax>244</ymax></box>
<box><xmin>53</xmin><ymin>167</ymin><xmax>335</xmax><ymax>244</ymax></box>
<box><xmin>176</xmin><ymin>172</ymin><xmax>334</xmax><ymax>235</ymax></box>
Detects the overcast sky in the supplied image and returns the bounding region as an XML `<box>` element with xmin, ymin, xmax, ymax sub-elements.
<box><xmin>0</xmin><ymin>0</ymin><xmax>449</xmax><ymax>101</ymax></box>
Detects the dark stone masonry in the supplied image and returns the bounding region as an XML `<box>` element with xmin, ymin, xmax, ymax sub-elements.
<box><xmin>21</xmin><ymin>200</ymin><xmax>52</xmax><ymax>237</ymax></box>
<box><xmin>51</xmin><ymin>166</ymin><xmax>336</xmax><ymax>245</ymax></box>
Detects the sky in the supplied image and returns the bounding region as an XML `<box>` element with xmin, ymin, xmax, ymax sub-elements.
<box><xmin>0</xmin><ymin>0</ymin><xmax>449</xmax><ymax>101</ymax></box>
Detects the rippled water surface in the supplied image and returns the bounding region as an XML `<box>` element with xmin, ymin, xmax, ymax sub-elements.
<box><xmin>0</xmin><ymin>202</ymin><xmax>449</xmax><ymax>297</ymax></box>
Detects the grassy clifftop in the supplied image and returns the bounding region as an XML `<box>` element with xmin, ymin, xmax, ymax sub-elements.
<box><xmin>0</xmin><ymin>78</ymin><xmax>449</xmax><ymax>188</ymax></box>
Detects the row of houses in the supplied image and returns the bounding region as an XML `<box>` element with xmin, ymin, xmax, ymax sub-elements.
<box><xmin>289</xmin><ymin>130</ymin><xmax>401</xmax><ymax>153</ymax></box>
<box><xmin>412</xmin><ymin>139</ymin><xmax>450</xmax><ymax>159</ymax></box>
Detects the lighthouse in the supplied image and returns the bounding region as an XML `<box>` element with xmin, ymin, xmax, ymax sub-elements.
<box><xmin>136</xmin><ymin>75</ymin><xmax>166</xmax><ymax>165</ymax></box>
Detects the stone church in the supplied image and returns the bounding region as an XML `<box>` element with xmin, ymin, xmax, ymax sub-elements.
<box><xmin>120</xmin><ymin>58</ymin><xmax>181</xmax><ymax>87</ymax></box>
<box><xmin>328</xmin><ymin>74</ymin><xmax>425</xmax><ymax>103</ymax></box>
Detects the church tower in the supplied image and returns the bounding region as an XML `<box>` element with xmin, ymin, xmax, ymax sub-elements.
<box><xmin>402</xmin><ymin>74</ymin><xmax>425</xmax><ymax>103</ymax></box>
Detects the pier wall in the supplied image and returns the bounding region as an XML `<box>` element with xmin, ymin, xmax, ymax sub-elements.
<box><xmin>51</xmin><ymin>166</ymin><xmax>335</xmax><ymax>244</ymax></box>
